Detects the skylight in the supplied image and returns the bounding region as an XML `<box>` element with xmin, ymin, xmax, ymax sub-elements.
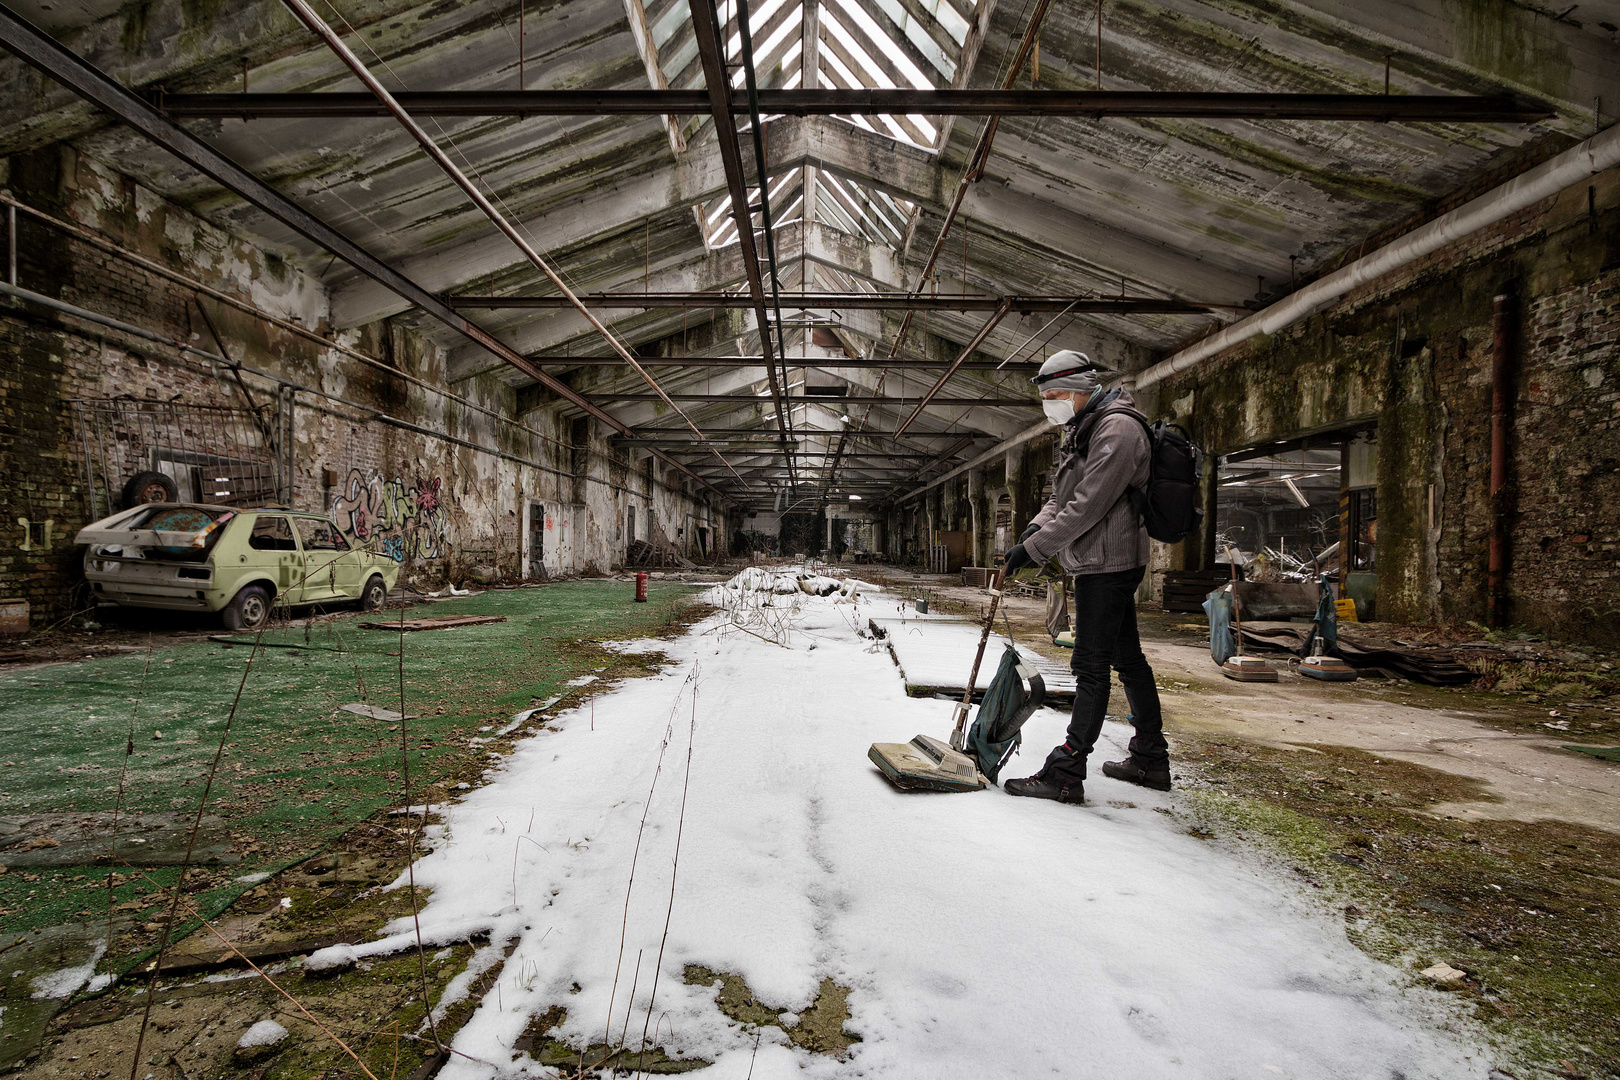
<box><xmin>650</xmin><ymin>0</ymin><xmax>970</xmax><ymax>248</ymax></box>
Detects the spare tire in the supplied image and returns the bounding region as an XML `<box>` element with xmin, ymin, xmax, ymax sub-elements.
<box><xmin>122</xmin><ymin>470</ymin><xmax>177</xmax><ymax>508</ymax></box>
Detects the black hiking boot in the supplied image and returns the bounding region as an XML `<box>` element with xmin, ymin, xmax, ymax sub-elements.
<box><xmin>1003</xmin><ymin>774</ymin><xmax>1086</xmax><ymax>804</ymax></box>
<box><xmin>1004</xmin><ymin>744</ymin><xmax>1086</xmax><ymax>804</ymax></box>
<box><xmin>1102</xmin><ymin>756</ymin><xmax>1172</xmax><ymax>791</ymax></box>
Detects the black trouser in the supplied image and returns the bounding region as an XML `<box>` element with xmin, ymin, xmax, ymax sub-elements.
<box><xmin>1059</xmin><ymin>565</ymin><xmax>1167</xmax><ymax>769</ymax></box>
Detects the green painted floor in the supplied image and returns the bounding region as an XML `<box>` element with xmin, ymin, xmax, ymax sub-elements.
<box><xmin>0</xmin><ymin>581</ymin><xmax>698</xmax><ymax>947</ymax></box>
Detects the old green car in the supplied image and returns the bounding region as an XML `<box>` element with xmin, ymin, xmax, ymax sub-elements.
<box><xmin>77</xmin><ymin>504</ymin><xmax>399</xmax><ymax>630</ymax></box>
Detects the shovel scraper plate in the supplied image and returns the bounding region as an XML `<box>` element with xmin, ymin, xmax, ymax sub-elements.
<box><xmin>1300</xmin><ymin>655</ymin><xmax>1358</xmax><ymax>681</ymax></box>
<box><xmin>869</xmin><ymin>734</ymin><xmax>987</xmax><ymax>793</ymax></box>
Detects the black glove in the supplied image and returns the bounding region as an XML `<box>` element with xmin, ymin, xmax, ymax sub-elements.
<box><xmin>1002</xmin><ymin>543</ymin><xmax>1033</xmax><ymax>573</ymax></box>
<box><xmin>1018</xmin><ymin>523</ymin><xmax>1040</xmax><ymax>544</ymax></box>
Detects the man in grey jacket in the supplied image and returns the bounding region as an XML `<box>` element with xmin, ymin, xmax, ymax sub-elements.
<box><xmin>998</xmin><ymin>351</ymin><xmax>1171</xmax><ymax>804</ymax></box>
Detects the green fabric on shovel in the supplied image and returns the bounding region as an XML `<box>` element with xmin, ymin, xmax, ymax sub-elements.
<box><xmin>967</xmin><ymin>646</ymin><xmax>1034</xmax><ymax>783</ymax></box>
<box><xmin>1563</xmin><ymin>745</ymin><xmax>1620</xmax><ymax>762</ymax></box>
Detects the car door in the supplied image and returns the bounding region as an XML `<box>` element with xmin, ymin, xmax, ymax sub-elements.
<box><xmin>293</xmin><ymin>516</ymin><xmax>357</xmax><ymax>602</ymax></box>
<box><xmin>244</xmin><ymin>514</ymin><xmax>302</xmax><ymax>600</ymax></box>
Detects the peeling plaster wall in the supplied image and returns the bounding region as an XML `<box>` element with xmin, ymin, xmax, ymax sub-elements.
<box><xmin>0</xmin><ymin>150</ymin><xmax>711</xmax><ymax>627</ymax></box>
<box><xmin>1161</xmin><ymin>162</ymin><xmax>1620</xmax><ymax>646</ymax></box>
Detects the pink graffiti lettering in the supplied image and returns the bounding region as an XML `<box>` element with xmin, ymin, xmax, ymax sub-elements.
<box><xmin>329</xmin><ymin>468</ymin><xmax>450</xmax><ymax>562</ymax></box>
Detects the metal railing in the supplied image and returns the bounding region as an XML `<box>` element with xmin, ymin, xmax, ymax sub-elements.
<box><xmin>70</xmin><ymin>397</ymin><xmax>289</xmax><ymax>521</ymax></box>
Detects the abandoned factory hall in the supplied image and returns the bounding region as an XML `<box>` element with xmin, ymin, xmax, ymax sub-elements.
<box><xmin>2</xmin><ymin>0</ymin><xmax>1620</xmax><ymax>1076</ymax></box>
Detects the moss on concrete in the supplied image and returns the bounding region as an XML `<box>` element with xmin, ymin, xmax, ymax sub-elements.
<box><xmin>514</xmin><ymin>1004</ymin><xmax>713</xmax><ymax>1073</ymax></box>
<box><xmin>1179</xmin><ymin>737</ymin><xmax>1620</xmax><ymax>1076</ymax></box>
<box><xmin>684</xmin><ymin>964</ymin><xmax>862</xmax><ymax>1058</ymax></box>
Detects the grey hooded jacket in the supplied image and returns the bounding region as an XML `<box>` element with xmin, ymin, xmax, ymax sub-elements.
<box><xmin>1021</xmin><ymin>389</ymin><xmax>1150</xmax><ymax>575</ymax></box>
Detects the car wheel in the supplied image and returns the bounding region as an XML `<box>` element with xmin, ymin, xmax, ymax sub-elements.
<box><xmin>360</xmin><ymin>575</ymin><xmax>387</xmax><ymax>612</ymax></box>
<box><xmin>121</xmin><ymin>470</ymin><xmax>177</xmax><ymax>508</ymax></box>
<box><xmin>222</xmin><ymin>585</ymin><xmax>272</xmax><ymax>632</ymax></box>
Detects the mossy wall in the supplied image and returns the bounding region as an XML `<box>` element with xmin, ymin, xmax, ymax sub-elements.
<box><xmin>1161</xmin><ymin>163</ymin><xmax>1620</xmax><ymax>645</ymax></box>
<box><xmin>0</xmin><ymin>147</ymin><xmax>713</xmax><ymax>626</ymax></box>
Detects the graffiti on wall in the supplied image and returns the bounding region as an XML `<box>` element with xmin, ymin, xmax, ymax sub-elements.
<box><xmin>330</xmin><ymin>469</ymin><xmax>449</xmax><ymax>562</ymax></box>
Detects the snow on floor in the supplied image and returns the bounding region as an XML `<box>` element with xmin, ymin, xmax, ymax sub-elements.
<box><xmin>367</xmin><ymin>570</ymin><xmax>1489</xmax><ymax>1079</ymax></box>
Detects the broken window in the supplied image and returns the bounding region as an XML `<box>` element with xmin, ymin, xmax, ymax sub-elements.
<box><xmin>249</xmin><ymin>515</ymin><xmax>297</xmax><ymax>552</ymax></box>
<box><xmin>1216</xmin><ymin>442</ymin><xmax>1344</xmax><ymax>581</ymax></box>
<box><xmin>1349</xmin><ymin>489</ymin><xmax>1377</xmax><ymax>571</ymax></box>
<box><xmin>295</xmin><ymin>517</ymin><xmax>350</xmax><ymax>552</ymax></box>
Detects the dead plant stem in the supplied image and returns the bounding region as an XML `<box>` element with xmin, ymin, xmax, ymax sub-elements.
<box><xmin>618</xmin><ymin>948</ymin><xmax>644</xmax><ymax>1055</ymax></box>
<box><xmin>603</xmin><ymin>671</ymin><xmax>690</xmax><ymax>1055</ymax></box>
<box><xmin>635</xmin><ymin>665</ymin><xmax>698</xmax><ymax>1077</ymax></box>
<box><xmin>107</xmin><ymin>635</ymin><xmax>152</xmax><ymax>946</ymax></box>
<box><xmin>398</xmin><ymin>602</ymin><xmax>445</xmax><ymax>1050</ymax></box>
<box><xmin>129</xmin><ymin>618</ymin><xmax>272</xmax><ymax>1080</ymax></box>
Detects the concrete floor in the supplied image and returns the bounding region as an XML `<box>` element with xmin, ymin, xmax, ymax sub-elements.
<box><xmin>868</xmin><ymin>569</ymin><xmax>1620</xmax><ymax>834</ymax></box>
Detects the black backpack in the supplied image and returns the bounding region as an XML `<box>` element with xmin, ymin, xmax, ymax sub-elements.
<box><xmin>1094</xmin><ymin>406</ymin><xmax>1205</xmax><ymax>544</ymax></box>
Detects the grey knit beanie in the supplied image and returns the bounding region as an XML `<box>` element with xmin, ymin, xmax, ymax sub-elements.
<box><xmin>1031</xmin><ymin>350</ymin><xmax>1104</xmax><ymax>393</ymax></box>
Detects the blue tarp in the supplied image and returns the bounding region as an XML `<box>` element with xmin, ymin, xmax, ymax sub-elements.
<box><xmin>1204</xmin><ymin>587</ymin><xmax>1236</xmax><ymax>666</ymax></box>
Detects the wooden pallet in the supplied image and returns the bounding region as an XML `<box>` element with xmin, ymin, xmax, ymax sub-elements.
<box><xmin>1161</xmin><ymin>569</ymin><xmax>1231</xmax><ymax>613</ymax></box>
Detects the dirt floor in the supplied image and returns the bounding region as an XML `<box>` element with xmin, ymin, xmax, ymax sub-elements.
<box><xmin>3</xmin><ymin>562</ymin><xmax>1617</xmax><ymax>1079</ymax></box>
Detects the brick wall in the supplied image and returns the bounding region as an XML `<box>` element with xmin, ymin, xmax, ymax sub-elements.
<box><xmin>1161</xmin><ymin>161</ymin><xmax>1620</xmax><ymax>645</ymax></box>
<box><xmin>0</xmin><ymin>148</ymin><xmax>712</xmax><ymax>629</ymax></box>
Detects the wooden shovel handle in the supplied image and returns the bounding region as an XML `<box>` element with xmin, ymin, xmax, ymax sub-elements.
<box><xmin>952</xmin><ymin>568</ymin><xmax>1005</xmax><ymax>745</ymax></box>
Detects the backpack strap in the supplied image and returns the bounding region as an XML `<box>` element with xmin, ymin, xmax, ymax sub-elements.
<box><xmin>1075</xmin><ymin>404</ymin><xmax>1155</xmax><ymax>518</ymax></box>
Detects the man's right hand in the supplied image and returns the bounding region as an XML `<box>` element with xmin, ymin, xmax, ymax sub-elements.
<box><xmin>1018</xmin><ymin>523</ymin><xmax>1040</xmax><ymax>544</ymax></box>
<box><xmin>1002</xmin><ymin>544</ymin><xmax>1034</xmax><ymax>574</ymax></box>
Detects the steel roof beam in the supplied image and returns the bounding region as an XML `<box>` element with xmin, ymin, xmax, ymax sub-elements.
<box><xmin>0</xmin><ymin>2</ymin><xmax>737</xmax><ymax>503</ymax></box>
<box><xmin>517</xmin><ymin>356</ymin><xmax>1038</xmax><ymax>369</ymax></box>
<box><xmin>156</xmin><ymin>90</ymin><xmax>1552</xmax><ymax>122</ymax></box>
<box><xmin>448</xmin><ymin>292</ymin><xmax>1224</xmax><ymax>313</ymax></box>
<box><xmin>690</xmin><ymin>0</ymin><xmax>796</xmax><ymax>480</ymax></box>
<box><xmin>630</xmin><ymin>428</ymin><xmax>997</xmax><ymax>438</ymax></box>
<box><xmin>587</xmin><ymin>393</ymin><xmax>1034</xmax><ymax>406</ymax></box>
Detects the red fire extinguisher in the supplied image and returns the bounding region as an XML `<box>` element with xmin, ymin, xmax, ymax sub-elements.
<box><xmin>634</xmin><ymin>572</ymin><xmax>649</xmax><ymax>603</ymax></box>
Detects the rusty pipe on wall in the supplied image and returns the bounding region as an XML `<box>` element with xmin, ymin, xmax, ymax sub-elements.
<box><xmin>1488</xmin><ymin>289</ymin><xmax>1516</xmax><ymax>627</ymax></box>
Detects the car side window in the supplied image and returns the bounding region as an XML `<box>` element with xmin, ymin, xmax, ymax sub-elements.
<box><xmin>295</xmin><ymin>517</ymin><xmax>350</xmax><ymax>552</ymax></box>
<box><xmin>248</xmin><ymin>515</ymin><xmax>297</xmax><ymax>551</ymax></box>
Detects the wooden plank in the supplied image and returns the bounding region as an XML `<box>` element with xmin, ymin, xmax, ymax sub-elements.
<box><xmin>358</xmin><ymin>615</ymin><xmax>508</xmax><ymax>632</ymax></box>
<box><xmin>869</xmin><ymin>615</ymin><xmax>1076</xmax><ymax>703</ymax></box>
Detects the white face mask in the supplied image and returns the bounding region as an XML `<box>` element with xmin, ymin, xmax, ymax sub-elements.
<box><xmin>1042</xmin><ymin>396</ymin><xmax>1076</xmax><ymax>426</ymax></box>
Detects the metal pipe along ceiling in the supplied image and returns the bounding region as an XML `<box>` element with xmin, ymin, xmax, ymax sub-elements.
<box><xmin>1133</xmin><ymin>122</ymin><xmax>1620</xmax><ymax>391</ymax></box>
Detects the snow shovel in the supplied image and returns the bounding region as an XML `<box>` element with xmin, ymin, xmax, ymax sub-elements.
<box><xmin>1299</xmin><ymin>572</ymin><xmax>1356</xmax><ymax>682</ymax></box>
<box><xmin>869</xmin><ymin>569</ymin><xmax>1043</xmax><ymax>793</ymax></box>
<box><xmin>1218</xmin><ymin>546</ymin><xmax>1278</xmax><ymax>683</ymax></box>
